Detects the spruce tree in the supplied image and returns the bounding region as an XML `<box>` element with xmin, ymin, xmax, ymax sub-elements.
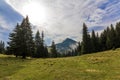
<box><xmin>7</xmin><ymin>23</ymin><xmax>21</xmax><ymax>57</ymax></box>
<box><xmin>51</xmin><ymin>41</ymin><xmax>57</xmax><ymax>58</ymax></box>
<box><xmin>8</xmin><ymin>16</ymin><xmax>34</xmax><ymax>58</ymax></box>
<box><xmin>0</xmin><ymin>41</ymin><xmax>5</xmax><ymax>54</ymax></box>
<box><xmin>96</xmin><ymin>32</ymin><xmax>100</xmax><ymax>52</ymax></box>
<box><xmin>91</xmin><ymin>30</ymin><xmax>97</xmax><ymax>52</ymax></box>
<box><xmin>81</xmin><ymin>23</ymin><xmax>90</xmax><ymax>54</ymax></box>
<box><xmin>44</xmin><ymin>46</ymin><xmax>49</xmax><ymax>58</ymax></box>
<box><xmin>19</xmin><ymin>16</ymin><xmax>34</xmax><ymax>58</ymax></box>
<box><xmin>115</xmin><ymin>22</ymin><xmax>120</xmax><ymax>48</ymax></box>
<box><xmin>77</xmin><ymin>42</ymin><xmax>81</xmax><ymax>55</ymax></box>
<box><xmin>34</xmin><ymin>31</ymin><xmax>48</xmax><ymax>58</ymax></box>
<box><xmin>106</xmin><ymin>25</ymin><xmax>116</xmax><ymax>49</ymax></box>
<box><xmin>87</xmin><ymin>34</ymin><xmax>92</xmax><ymax>53</ymax></box>
<box><xmin>41</xmin><ymin>31</ymin><xmax>45</xmax><ymax>57</ymax></box>
<box><xmin>34</xmin><ymin>31</ymin><xmax>42</xmax><ymax>58</ymax></box>
<box><xmin>110</xmin><ymin>24</ymin><xmax>116</xmax><ymax>49</ymax></box>
<box><xmin>100</xmin><ymin>30</ymin><xmax>107</xmax><ymax>51</ymax></box>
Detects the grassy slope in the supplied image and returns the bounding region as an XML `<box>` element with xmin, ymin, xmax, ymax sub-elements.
<box><xmin>0</xmin><ymin>49</ymin><xmax>120</xmax><ymax>80</ymax></box>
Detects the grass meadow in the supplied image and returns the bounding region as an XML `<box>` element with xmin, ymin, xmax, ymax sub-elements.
<box><xmin>0</xmin><ymin>49</ymin><xmax>120</xmax><ymax>80</ymax></box>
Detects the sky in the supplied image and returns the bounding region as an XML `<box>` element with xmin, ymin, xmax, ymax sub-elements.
<box><xmin>0</xmin><ymin>0</ymin><xmax>120</xmax><ymax>45</ymax></box>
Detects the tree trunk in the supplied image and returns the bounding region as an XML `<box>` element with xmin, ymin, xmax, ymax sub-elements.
<box><xmin>22</xmin><ymin>53</ymin><xmax>26</xmax><ymax>59</ymax></box>
<box><xmin>16</xmin><ymin>55</ymin><xmax>18</xmax><ymax>58</ymax></box>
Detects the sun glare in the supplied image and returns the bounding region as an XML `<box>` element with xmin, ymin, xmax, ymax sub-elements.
<box><xmin>22</xmin><ymin>2</ymin><xmax>47</xmax><ymax>25</ymax></box>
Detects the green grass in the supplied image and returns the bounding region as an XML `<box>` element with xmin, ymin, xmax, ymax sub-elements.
<box><xmin>0</xmin><ymin>49</ymin><xmax>120</xmax><ymax>80</ymax></box>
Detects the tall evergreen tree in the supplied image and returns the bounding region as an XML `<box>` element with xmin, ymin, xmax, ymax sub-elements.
<box><xmin>110</xmin><ymin>24</ymin><xmax>116</xmax><ymax>49</ymax></box>
<box><xmin>77</xmin><ymin>42</ymin><xmax>81</xmax><ymax>55</ymax></box>
<box><xmin>34</xmin><ymin>31</ymin><xmax>48</xmax><ymax>58</ymax></box>
<box><xmin>87</xmin><ymin>34</ymin><xmax>92</xmax><ymax>53</ymax></box>
<box><xmin>34</xmin><ymin>31</ymin><xmax>42</xmax><ymax>58</ymax></box>
<box><xmin>100</xmin><ymin>30</ymin><xmax>107</xmax><ymax>51</ymax></box>
<box><xmin>41</xmin><ymin>31</ymin><xmax>45</xmax><ymax>57</ymax></box>
<box><xmin>8</xmin><ymin>16</ymin><xmax>34</xmax><ymax>58</ymax></box>
<box><xmin>44</xmin><ymin>46</ymin><xmax>49</xmax><ymax>58</ymax></box>
<box><xmin>91</xmin><ymin>30</ymin><xmax>98</xmax><ymax>52</ymax></box>
<box><xmin>106</xmin><ymin>27</ymin><xmax>111</xmax><ymax>49</ymax></box>
<box><xmin>0</xmin><ymin>41</ymin><xmax>5</xmax><ymax>54</ymax></box>
<box><xmin>96</xmin><ymin>32</ymin><xmax>100</xmax><ymax>51</ymax></box>
<box><xmin>115</xmin><ymin>22</ymin><xmax>120</xmax><ymax>48</ymax></box>
<box><xmin>51</xmin><ymin>41</ymin><xmax>57</xmax><ymax>58</ymax></box>
<box><xmin>18</xmin><ymin>16</ymin><xmax>34</xmax><ymax>58</ymax></box>
<box><xmin>106</xmin><ymin>25</ymin><xmax>116</xmax><ymax>49</ymax></box>
<box><xmin>7</xmin><ymin>23</ymin><xmax>21</xmax><ymax>57</ymax></box>
<box><xmin>81</xmin><ymin>23</ymin><xmax>90</xmax><ymax>54</ymax></box>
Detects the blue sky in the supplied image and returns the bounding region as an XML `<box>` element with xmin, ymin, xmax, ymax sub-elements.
<box><xmin>1</xmin><ymin>0</ymin><xmax>120</xmax><ymax>45</ymax></box>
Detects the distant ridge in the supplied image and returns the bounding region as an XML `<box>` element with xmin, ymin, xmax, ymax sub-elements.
<box><xmin>56</xmin><ymin>38</ymin><xmax>77</xmax><ymax>53</ymax></box>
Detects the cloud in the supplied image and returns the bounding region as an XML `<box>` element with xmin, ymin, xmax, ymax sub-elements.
<box><xmin>3</xmin><ymin>0</ymin><xmax>120</xmax><ymax>45</ymax></box>
<box><xmin>0</xmin><ymin>0</ymin><xmax>23</xmax><ymax>44</ymax></box>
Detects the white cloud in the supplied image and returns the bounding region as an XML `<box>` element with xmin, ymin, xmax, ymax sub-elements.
<box><xmin>0</xmin><ymin>16</ymin><xmax>11</xmax><ymax>30</ymax></box>
<box><xmin>5</xmin><ymin>0</ymin><xmax>120</xmax><ymax>44</ymax></box>
<box><xmin>0</xmin><ymin>16</ymin><xmax>12</xmax><ymax>41</ymax></box>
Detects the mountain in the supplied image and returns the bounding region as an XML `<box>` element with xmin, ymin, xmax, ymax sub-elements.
<box><xmin>56</xmin><ymin>38</ymin><xmax>77</xmax><ymax>53</ymax></box>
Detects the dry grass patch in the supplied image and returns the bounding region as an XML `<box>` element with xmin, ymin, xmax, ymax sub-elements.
<box><xmin>85</xmin><ymin>69</ymin><xmax>101</xmax><ymax>73</ymax></box>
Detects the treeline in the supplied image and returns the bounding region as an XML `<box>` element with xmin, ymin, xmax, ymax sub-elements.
<box><xmin>1</xmin><ymin>16</ymin><xmax>120</xmax><ymax>58</ymax></box>
<box><xmin>77</xmin><ymin>23</ymin><xmax>120</xmax><ymax>55</ymax></box>
<box><xmin>6</xmin><ymin>16</ymin><xmax>58</xmax><ymax>59</ymax></box>
<box><xmin>63</xmin><ymin>22</ymin><xmax>120</xmax><ymax>56</ymax></box>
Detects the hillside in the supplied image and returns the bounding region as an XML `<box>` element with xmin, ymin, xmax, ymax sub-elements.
<box><xmin>0</xmin><ymin>49</ymin><xmax>120</xmax><ymax>80</ymax></box>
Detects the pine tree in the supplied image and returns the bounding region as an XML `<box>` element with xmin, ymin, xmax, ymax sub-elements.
<box><xmin>51</xmin><ymin>41</ymin><xmax>57</xmax><ymax>58</ymax></box>
<box><xmin>110</xmin><ymin>24</ymin><xmax>116</xmax><ymax>49</ymax></box>
<box><xmin>88</xmin><ymin>34</ymin><xmax>93</xmax><ymax>53</ymax></box>
<box><xmin>34</xmin><ymin>30</ymin><xmax>42</xmax><ymax>58</ymax></box>
<box><xmin>91</xmin><ymin>30</ymin><xmax>98</xmax><ymax>52</ymax></box>
<box><xmin>100</xmin><ymin>30</ymin><xmax>107</xmax><ymax>51</ymax></box>
<box><xmin>0</xmin><ymin>41</ymin><xmax>5</xmax><ymax>54</ymax></box>
<box><xmin>115</xmin><ymin>22</ymin><xmax>120</xmax><ymax>48</ymax></box>
<box><xmin>106</xmin><ymin>25</ymin><xmax>116</xmax><ymax>49</ymax></box>
<box><xmin>96</xmin><ymin>32</ymin><xmax>100</xmax><ymax>52</ymax></box>
<box><xmin>8</xmin><ymin>16</ymin><xmax>34</xmax><ymax>58</ymax></box>
<box><xmin>18</xmin><ymin>16</ymin><xmax>34</xmax><ymax>58</ymax></box>
<box><xmin>77</xmin><ymin>42</ymin><xmax>81</xmax><ymax>55</ymax></box>
<box><xmin>44</xmin><ymin>46</ymin><xmax>49</xmax><ymax>58</ymax></box>
<box><xmin>34</xmin><ymin>31</ymin><xmax>48</xmax><ymax>58</ymax></box>
<box><xmin>41</xmin><ymin>31</ymin><xmax>45</xmax><ymax>57</ymax></box>
<box><xmin>7</xmin><ymin>23</ymin><xmax>21</xmax><ymax>57</ymax></box>
<box><xmin>81</xmin><ymin>23</ymin><xmax>90</xmax><ymax>54</ymax></box>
